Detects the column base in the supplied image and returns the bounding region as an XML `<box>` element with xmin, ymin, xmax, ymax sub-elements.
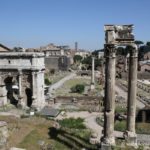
<box><xmin>90</xmin><ymin>83</ymin><xmax>95</xmax><ymax>90</ymax></box>
<box><xmin>100</xmin><ymin>143</ymin><xmax>112</xmax><ymax>150</ymax></box>
<box><xmin>101</xmin><ymin>136</ymin><xmax>115</xmax><ymax>146</ymax></box>
<box><xmin>123</xmin><ymin>131</ymin><xmax>137</xmax><ymax>147</ymax></box>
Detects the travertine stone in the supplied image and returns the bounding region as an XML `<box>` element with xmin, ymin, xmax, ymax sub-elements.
<box><xmin>126</xmin><ymin>45</ymin><xmax>138</xmax><ymax>145</ymax></box>
<box><xmin>102</xmin><ymin>24</ymin><xmax>137</xmax><ymax>149</ymax></box>
<box><xmin>0</xmin><ymin>52</ymin><xmax>45</xmax><ymax>110</ymax></box>
<box><xmin>101</xmin><ymin>44</ymin><xmax>116</xmax><ymax>145</ymax></box>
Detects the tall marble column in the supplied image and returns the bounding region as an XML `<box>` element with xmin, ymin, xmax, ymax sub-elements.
<box><xmin>91</xmin><ymin>57</ymin><xmax>95</xmax><ymax>90</ymax></box>
<box><xmin>125</xmin><ymin>45</ymin><xmax>138</xmax><ymax>146</ymax></box>
<box><xmin>101</xmin><ymin>44</ymin><xmax>116</xmax><ymax>146</ymax></box>
<box><xmin>18</xmin><ymin>71</ymin><xmax>23</xmax><ymax>106</ymax></box>
<box><xmin>32</xmin><ymin>71</ymin><xmax>37</xmax><ymax>108</ymax></box>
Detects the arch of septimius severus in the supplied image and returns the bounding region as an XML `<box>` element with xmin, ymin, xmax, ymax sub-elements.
<box><xmin>101</xmin><ymin>25</ymin><xmax>138</xmax><ymax>149</ymax></box>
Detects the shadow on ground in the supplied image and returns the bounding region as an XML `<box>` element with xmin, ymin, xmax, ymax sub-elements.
<box><xmin>48</xmin><ymin>127</ymin><xmax>98</xmax><ymax>150</ymax></box>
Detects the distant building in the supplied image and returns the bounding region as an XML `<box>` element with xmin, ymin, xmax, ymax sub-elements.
<box><xmin>41</xmin><ymin>43</ymin><xmax>64</xmax><ymax>56</ymax></box>
<box><xmin>138</xmin><ymin>60</ymin><xmax>150</xmax><ymax>72</ymax></box>
<box><xmin>143</xmin><ymin>51</ymin><xmax>150</xmax><ymax>60</ymax></box>
<box><xmin>98</xmin><ymin>51</ymin><xmax>104</xmax><ymax>59</ymax></box>
<box><xmin>75</xmin><ymin>42</ymin><xmax>78</xmax><ymax>51</ymax></box>
<box><xmin>75</xmin><ymin>50</ymin><xmax>91</xmax><ymax>58</ymax></box>
<box><xmin>26</xmin><ymin>43</ymin><xmax>72</xmax><ymax>71</ymax></box>
<box><xmin>0</xmin><ymin>44</ymin><xmax>11</xmax><ymax>52</ymax></box>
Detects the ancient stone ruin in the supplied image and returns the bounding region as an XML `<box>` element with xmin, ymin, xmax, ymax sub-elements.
<box><xmin>90</xmin><ymin>56</ymin><xmax>95</xmax><ymax>90</ymax></box>
<box><xmin>101</xmin><ymin>25</ymin><xmax>138</xmax><ymax>148</ymax></box>
<box><xmin>0</xmin><ymin>121</ymin><xmax>8</xmax><ymax>150</ymax></box>
<box><xmin>0</xmin><ymin>52</ymin><xmax>45</xmax><ymax>110</ymax></box>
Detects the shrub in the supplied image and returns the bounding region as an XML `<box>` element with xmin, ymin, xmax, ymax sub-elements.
<box><xmin>114</xmin><ymin>120</ymin><xmax>126</xmax><ymax>132</ymax></box>
<box><xmin>44</xmin><ymin>78</ymin><xmax>51</xmax><ymax>85</ymax></box>
<box><xmin>71</xmin><ymin>84</ymin><xmax>85</xmax><ymax>93</ymax></box>
<box><xmin>59</xmin><ymin>117</ymin><xmax>86</xmax><ymax>129</ymax></box>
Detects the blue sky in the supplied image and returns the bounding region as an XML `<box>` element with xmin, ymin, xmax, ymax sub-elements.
<box><xmin>0</xmin><ymin>0</ymin><xmax>150</xmax><ymax>50</ymax></box>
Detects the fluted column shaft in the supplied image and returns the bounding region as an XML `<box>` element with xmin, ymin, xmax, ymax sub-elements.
<box><xmin>127</xmin><ymin>47</ymin><xmax>138</xmax><ymax>133</ymax></box>
<box><xmin>102</xmin><ymin>44</ymin><xmax>116</xmax><ymax>145</ymax></box>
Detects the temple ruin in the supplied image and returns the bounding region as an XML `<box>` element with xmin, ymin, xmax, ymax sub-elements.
<box><xmin>101</xmin><ymin>25</ymin><xmax>138</xmax><ymax>148</ymax></box>
<box><xmin>0</xmin><ymin>52</ymin><xmax>45</xmax><ymax>110</ymax></box>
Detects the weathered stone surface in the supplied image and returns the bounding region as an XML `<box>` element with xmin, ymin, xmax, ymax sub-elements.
<box><xmin>102</xmin><ymin>25</ymin><xmax>137</xmax><ymax>147</ymax></box>
<box><xmin>124</xmin><ymin>131</ymin><xmax>137</xmax><ymax>147</ymax></box>
<box><xmin>127</xmin><ymin>47</ymin><xmax>138</xmax><ymax>128</ymax></box>
<box><xmin>0</xmin><ymin>121</ymin><xmax>8</xmax><ymax>149</ymax></box>
<box><xmin>101</xmin><ymin>44</ymin><xmax>116</xmax><ymax>145</ymax></box>
<box><xmin>10</xmin><ymin>148</ymin><xmax>26</xmax><ymax>150</ymax></box>
<box><xmin>0</xmin><ymin>52</ymin><xmax>45</xmax><ymax>110</ymax></box>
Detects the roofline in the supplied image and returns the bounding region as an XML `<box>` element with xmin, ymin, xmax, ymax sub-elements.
<box><xmin>0</xmin><ymin>44</ymin><xmax>11</xmax><ymax>51</ymax></box>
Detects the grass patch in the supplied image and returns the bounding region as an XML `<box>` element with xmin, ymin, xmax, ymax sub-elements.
<box><xmin>136</xmin><ymin>123</ymin><xmax>150</xmax><ymax>134</ymax></box>
<box><xmin>59</xmin><ymin>117</ymin><xmax>86</xmax><ymax>129</ymax></box>
<box><xmin>115</xmin><ymin>106</ymin><xmax>127</xmax><ymax>114</ymax></box>
<box><xmin>18</xmin><ymin>130</ymin><xmax>41</xmax><ymax>149</ymax></box>
<box><xmin>114</xmin><ymin>121</ymin><xmax>150</xmax><ymax>134</ymax></box>
<box><xmin>55</xmin><ymin>77</ymin><xmax>90</xmax><ymax>96</ymax></box>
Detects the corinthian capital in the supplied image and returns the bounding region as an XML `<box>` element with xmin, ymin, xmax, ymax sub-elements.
<box><xmin>129</xmin><ymin>43</ymin><xmax>138</xmax><ymax>57</ymax></box>
<box><xmin>104</xmin><ymin>44</ymin><xmax>116</xmax><ymax>58</ymax></box>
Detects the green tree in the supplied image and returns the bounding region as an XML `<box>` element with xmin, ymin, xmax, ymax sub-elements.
<box><xmin>44</xmin><ymin>78</ymin><xmax>51</xmax><ymax>85</ymax></box>
<box><xmin>92</xmin><ymin>49</ymin><xmax>104</xmax><ymax>58</ymax></box>
<box><xmin>82</xmin><ymin>56</ymin><xmax>92</xmax><ymax>69</ymax></box>
<box><xmin>135</xmin><ymin>40</ymin><xmax>144</xmax><ymax>50</ymax></box>
<box><xmin>135</xmin><ymin>40</ymin><xmax>144</xmax><ymax>46</ymax></box>
<box><xmin>73</xmin><ymin>55</ymin><xmax>83</xmax><ymax>63</ymax></box>
<box><xmin>71</xmin><ymin>84</ymin><xmax>85</xmax><ymax>94</ymax></box>
<box><xmin>146</xmin><ymin>41</ymin><xmax>150</xmax><ymax>46</ymax></box>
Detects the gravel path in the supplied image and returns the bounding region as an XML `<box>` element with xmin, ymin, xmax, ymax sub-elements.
<box><xmin>48</xmin><ymin>72</ymin><xmax>76</xmax><ymax>95</ymax></box>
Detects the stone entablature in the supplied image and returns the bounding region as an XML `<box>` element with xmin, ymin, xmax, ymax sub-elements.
<box><xmin>0</xmin><ymin>52</ymin><xmax>45</xmax><ymax>110</ymax></box>
<box><xmin>0</xmin><ymin>52</ymin><xmax>44</xmax><ymax>70</ymax></box>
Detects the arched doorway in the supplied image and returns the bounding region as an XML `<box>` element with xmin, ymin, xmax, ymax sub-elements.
<box><xmin>4</xmin><ymin>76</ymin><xmax>19</xmax><ymax>106</ymax></box>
